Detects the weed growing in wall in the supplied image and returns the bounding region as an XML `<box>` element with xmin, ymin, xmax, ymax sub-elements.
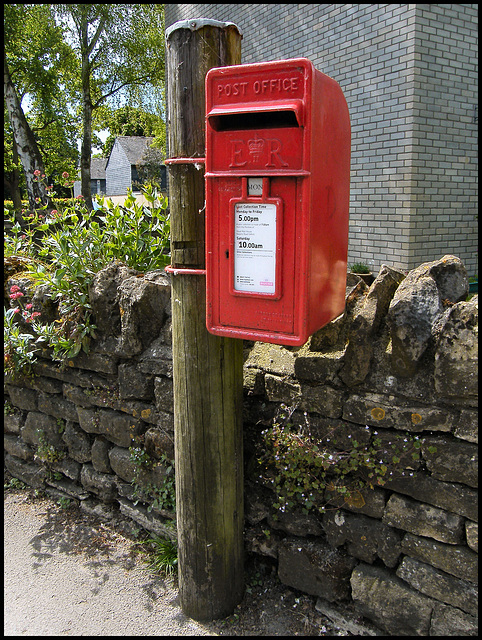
<box><xmin>35</xmin><ymin>429</ymin><xmax>65</xmax><ymax>467</ymax></box>
<box><xmin>129</xmin><ymin>439</ymin><xmax>176</xmax><ymax>514</ymax></box>
<box><xmin>256</xmin><ymin>403</ymin><xmax>423</xmax><ymax>516</ymax></box>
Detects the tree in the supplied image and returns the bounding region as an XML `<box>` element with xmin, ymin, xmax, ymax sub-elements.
<box><xmin>4</xmin><ymin>3</ymin><xmax>78</xmax><ymax>209</ymax></box>
<box><xmin>52</xmin><ymin>4</ymin><xmax>166</xmax><ymax>209</ymax></box>
<box><xmin>102</xmin><ymin>105</ymin><xmax>165</xmax><ymax>158</ymax></box>
<box><xmin>133</xmin><ymin>147</ymin><xmax>166</xmax><ymax>190</ymax></box>
<box><xmin>4</xmin><ymin>51</ymin><xmax>48</xmax><ymax>211</ymax></box>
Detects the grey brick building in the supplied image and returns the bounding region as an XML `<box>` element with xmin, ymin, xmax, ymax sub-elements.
<box><xmin>165</xmin><ymin>4</ymin><xmax>478</xmax><ymax>276</ymax></box>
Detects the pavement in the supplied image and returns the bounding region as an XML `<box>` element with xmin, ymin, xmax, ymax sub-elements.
<box><xmin>4</xmin><ymin>490</ymin><xmax>216</xmax><ymax>636</ymax></box>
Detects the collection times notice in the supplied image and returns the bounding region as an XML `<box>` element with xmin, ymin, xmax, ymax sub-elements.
<box><xmin>234</xmin><ymin>202</ymin><xmax>277</xmax><ymax>294</ymax></box>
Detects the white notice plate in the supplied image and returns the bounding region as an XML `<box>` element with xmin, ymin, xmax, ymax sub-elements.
<box><xmin>234</xmin><ymin>202</ymin><xmax>277</xmax><ymax>294</ymax></box>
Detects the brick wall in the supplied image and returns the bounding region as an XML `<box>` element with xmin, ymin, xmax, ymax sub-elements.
<box><xmin>165</xmin><ymin>4</ymin><xmax>478</xmax><ymax>277</ymax></box>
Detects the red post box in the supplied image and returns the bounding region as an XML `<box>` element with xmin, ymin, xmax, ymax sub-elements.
<box><xmin>205</xmin><ymin>58</ymin><xmax>350</xmax><ymax>346</ymax></box>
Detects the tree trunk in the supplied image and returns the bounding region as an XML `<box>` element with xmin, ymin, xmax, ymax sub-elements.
<box><xmin>10</xmin><ymin>140</ymin><xmax>23</xmax><ymax>216</ymax></box>
<box><xmin>166</xmin><ymin>20</ymin><xmax>244</xmax><ymax>621</ymax></box>
<box><xmin>4</xmin><ymin>52</ymin><xmax>48</xmax><ymax>211</ymax></box>
<box><xmin>79</xmin><ymin>19</ymin><xmax>93</xmax><ymax>210</ymax></box>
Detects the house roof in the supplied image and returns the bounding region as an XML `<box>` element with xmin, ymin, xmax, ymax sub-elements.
<box><xmin>91</xmin><ymin>157</ymin><xmax>107</xmax><ymax>179</ymax></box>
<box><xmin>115</xmin><ymin>136</ymin><xmax>155</xmax><ymax>165</ymax></box>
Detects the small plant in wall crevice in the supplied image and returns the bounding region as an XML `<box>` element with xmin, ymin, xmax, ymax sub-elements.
<box><xmin>256</xmin><ymin>403</ymin><xmax>423</xmax><ymax>517</ymax></box>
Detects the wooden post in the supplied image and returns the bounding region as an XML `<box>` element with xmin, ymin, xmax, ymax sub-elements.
<box><xmin>165</xmin><ymin>20</ymin><xmax>244</xmax><ymax>621</ymax></box>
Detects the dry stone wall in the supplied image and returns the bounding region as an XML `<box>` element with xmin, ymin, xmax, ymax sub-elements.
<box><xmin>4</xmin><ymin>255</ymin><xmax>478</xmax><ymax>636</ymax></box>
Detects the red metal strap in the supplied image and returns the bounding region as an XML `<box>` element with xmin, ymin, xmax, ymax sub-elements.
<box><xmin>165</xmin><ymin>157</ymin><xmax>205</xmax><ymax>165</ymax></box>
<box><xmin>165</xmin><ymin>265</ymin><xmax>206</xmax><ymax>276</ymax></box>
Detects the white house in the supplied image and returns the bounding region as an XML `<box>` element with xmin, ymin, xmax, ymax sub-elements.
<box><xmin>105</xmin><ymin>136</ymin><xmax>155</xmax><ymax>196</ymax></box>
<box><xmin>74</xmin><ymin>136</ymin><xmax>167</xmax><ymax>200</ymax></box>
<box><xmin>73</xmin><ymin>157</ymin><xmax>107</xmax><ymax>198</ymax></box>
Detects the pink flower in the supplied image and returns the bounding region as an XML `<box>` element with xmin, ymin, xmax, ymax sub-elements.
<box><xmin>9</xmin><ymin>286</ymin><xmax>24</xmax><ymax>301</ymax></box>
<box><xmin>13</xmin><ymin>308</ymin><xmax>20</xmax><ymax>314</ymax></box>
<box><xmin>62</xmin><ymin>171</ymin><xmax>69</xmax><ymax>179</ymax></box>
<box><xmin>50</xmin><ymin>210</ymin><xmax>58</xmax><ymax>216</ymax></box>
<box><xmin>34</xmin><ymin>169</ymin><xmax>41</xmax><ymax>176</ymax></box>
<box><xmin>25</xmin><ymin>303</ymin><xmax>33</xmax><ymax>310</ymax></box>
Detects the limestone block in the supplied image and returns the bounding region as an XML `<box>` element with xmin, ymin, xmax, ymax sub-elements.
<box><xmin>4</xmin><ymin>411</ymin><xmax>24</xmax><ymax>435</ymax></box>
<box><xmin>118</xmin><ymin>363</ymin><xmax>154</xmax><ymax>401</ymax></box>
<box><xmin>37</xmin><ymin>392</ymin><xmax>78</xmax><ymax>422</ymax></box>
<box><xmin>144</xmin><ymin>427</ymin><xmax>175</xmax><ymax>461</ymax></box>
<box><xmin>4</xmin><ymin>453</ymin><xmax>46</xmax><ymax>488</ymax></box>
<box><xmin>299</xmin><ymin>384</ymin><xmax>344</xmax><ymax>418</ymax></box>
<box><xmin>96</xmin><ymin>408</ymin><xmax>144</xmax><ymax>447</ymax></box>
<box><xmin>4</xmin><ymin>434</ymin><xmax>34</xmax><ymax>461</ymax></box>
<box><xmin>387</xmin><ymin>255</ymin><xmax>468</xmax><ymax>376</ymax></box>
<box><xmin>278</xmin><ymin>537</ymin><xmax>356</xmax><ymax>601</ymax></box>
<box><xmin>117</xmin><ymin>497</ymin><xmax>177</xmax><ymax>540</ymax></box>
<box><xmin>91</xmin><ymin>436</ymin><xmax>113</xmax><ymax>473</ymax></box>
<box><xmin>62</xmin><ymin>420</ymin><xmax>92</xmax><ymax>463</ymax></box>
<box><xmin>340</xmin><ymin>264</ymin><xmax>405</xmax><ymax>386</ymax></box>
<box><xmin>323</xmin><ymin>510</ymin><xmax>402</xmax><ymax>567</ymax></box>
<box><xmin>80</xmin><ymin>463</ymin><xmax>117</xmax><ymax>502</ymax></box>
<box><xmin>264</xmin><ymin>373</ymin><xmax>301</xmax><ymax>404</ymax></box>
<box><xmin>108</xmin><ymin>446</ymin><xmax>136</xmax><ymax>483</ymax></box>
<box><xmin>343</xmin><ymin>393</ymin><xmax>454</xmax><ymax>433</ymax></box>
<box><xmin>455</xmin><ymin>409</ymin><xmax>478</xmax><ymax>443</ymax></box>
<box><xmin>434</xmin><ymin>296</ymin><xmax>478</xmax><ymax>402</ymax></box>
<box><xmin>430</xmin><ymin>602</ymin><xmax>478</xmax><ymax>636</ymax></box>
<box><xmin>21</xmin><ymin>411</ymin><xmax>64</xmax><ymax>448</ymax></box>
<box><xmin>267</xmin><ymin>506</ymin><xmax>324</xmax><ymax>537</ymax></box>
<box><xmin>153</xmin><ymin>376</ymin><xmax>174</xmax><ymax>412</ymax></box>
<box><xmin>383</xmin><ymin>493</ymin><xmax>465</xmax><ymax>544</ymax></box>
<box><xmin>89</xmin><ymin>261</ymin><xmax>140</xmax><ymax>334</ymax></box>
<box><xmin>401</xmin><ymin>533</ymin><xmax>478</xmax><ymax>583</ymax></box>
<box><xmin>465</xmin><ymin>521</ymin><xmax>478</xmax><ymax>553</ymax></box>
<box><xmin>244</xmin><ymin>342</ymin><xmax>296</xmax><ymax>377</ymax></box>
<box><xmin>385</xmin><ymin>471</ymin><xmax>478</xmax><ymax>522</ymax></box>
<box><xmin>421</xmin><ymin>436</ymin><xmax>478</xmax><ymax>489</ymax></box>
<box><xmin>396</xmin><ymin>556</ymin><xmax>478</xmax><ymax>616</ymax></box>
<box><xmin>117</xmin><ymin>271</ymin><xmax>171</xmax><ymax>355</ymax></box>
<box><xmin>6</xmin><ymin>385</ymin><xmax>38</xmax><ymax>412</ymax></box>
<box><xmin>350</xmin><ymin>563</ymin><xmax>434</xmax><ymax>635</ymax></box>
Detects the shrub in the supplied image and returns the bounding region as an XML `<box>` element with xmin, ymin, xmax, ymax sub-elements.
<box><xmin>4</xmin><ymin>186</ymin><xmax>170</xmax><ymax>368</ymax></box>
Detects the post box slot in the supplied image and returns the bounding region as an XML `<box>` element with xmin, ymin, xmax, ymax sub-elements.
<box><xmin>208</xmin><ymin>110</ymin><xmax>299</xmax><ymax>131</ymax></box>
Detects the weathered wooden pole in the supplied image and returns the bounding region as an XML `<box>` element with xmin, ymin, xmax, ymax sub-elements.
<box><xmin>165</xmin><ymin>20</ymin><xmax>244</xmax><ymax>621</ymax></box>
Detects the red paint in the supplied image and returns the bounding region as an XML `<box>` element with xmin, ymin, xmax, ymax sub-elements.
<box><xmin>205</xmin><ymin>58</ymin><xmax>350</xmax><ymax>346</ymax></box>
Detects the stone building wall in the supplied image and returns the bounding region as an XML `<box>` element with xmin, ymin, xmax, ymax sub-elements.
<box><xmin>4</xmin><ymin>255</ymin><xmax>478</xmax><ymax>635</ymax></box>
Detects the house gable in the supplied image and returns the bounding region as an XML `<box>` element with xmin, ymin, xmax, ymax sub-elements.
<box><xmin>105</xmin><ymin>138</ymin><xmax>132</xmax><ymax>196</ymax></box>
<box><xmin>105</xmin><ymin>136</ymin><xmax>156</xmax><ymax>196</ymax></box>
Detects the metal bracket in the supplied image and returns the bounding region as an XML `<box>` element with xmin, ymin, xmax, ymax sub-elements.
<box><xmin>165</xmin><ymin>265</ymin><xmax>206</xmax><ymax>276</ymax></box>
<box><xmin>165</xmin><ymin>157</ymin><xmax>205</xmax><ymax>167</ymax></box>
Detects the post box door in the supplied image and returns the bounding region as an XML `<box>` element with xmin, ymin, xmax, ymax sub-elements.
<box><xmin>209</xmin><ymin>175</ymin><xmax>300</xmax><ymax>336</ymax></box>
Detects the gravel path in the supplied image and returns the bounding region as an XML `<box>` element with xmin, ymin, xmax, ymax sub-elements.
<box><xmin>4</xmin><ymin>485</ymin><xmax>359</xmax><ymax>636</ymax></box>
<box><xmin>4</xmin><ymin>490</ymin><xmax>215</xmax><ymax>636</ymax></box>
